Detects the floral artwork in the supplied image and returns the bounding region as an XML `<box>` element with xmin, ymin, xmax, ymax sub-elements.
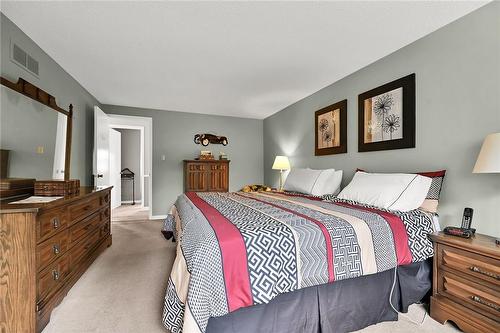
<box><xmin>364</xmin><ymin>87</ymin><xmax>403</xmax><ymax>143</ymax></box>
<box><xmin>317</xmin><ymin>109</ymin><xmax>340</xmax><ymax>149</ymax></box>
<box><xmin>315</xmin><ymin>99</ymin><xmax>347</xmax><ymax>155</ymax></box>
<box><xmin>358</xmin><ymin>74</ymin><xmax>415</xmax><ymax>152</ymax></box>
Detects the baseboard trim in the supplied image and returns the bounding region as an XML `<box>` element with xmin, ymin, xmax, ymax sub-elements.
<box><xmin>121</xmin><ymin>200</ymin><xmax>142</xmax><ymax>204</ymax></box>
<box><xmin>151</xmin><ymin>214</ymin><xmax>167</xmax><ymax>220</ymax></box>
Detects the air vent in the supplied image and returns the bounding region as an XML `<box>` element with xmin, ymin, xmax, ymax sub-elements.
<box><xmin>11</xmin><ymin>42</ymin><xmax>39</xmax><ymax>76</ymax></box>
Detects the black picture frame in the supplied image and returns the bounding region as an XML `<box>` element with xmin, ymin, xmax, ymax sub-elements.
<box><xmin>315</xmin><ymin>99</ymin><xmax>347</xmax><ymax>156</ymax></box>
<box><xmin>358</xmin><ymin>73</ymin><xmax>415</xmax><ymax>152</ymax></box>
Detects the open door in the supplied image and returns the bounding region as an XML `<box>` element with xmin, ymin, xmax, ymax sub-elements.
<box><xmin>109</xmin><ymin>129</ymin><xmax>122</xmax><ymax>209</ymax></box>
<box><xmin>93</xmin><ymin>106</ymin><xmax>110</xmax><ymax>188</ymax></box>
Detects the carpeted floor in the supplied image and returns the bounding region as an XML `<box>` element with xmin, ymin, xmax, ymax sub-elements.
<box><xmin>111</xmin><ymin>204</ymin><xmax>150</xmax><ymax>222</ymax></box>
<box><xmin>42</xmin><ymin>220</ymin><xmax>460</xmax><ymax>333</ymax></box>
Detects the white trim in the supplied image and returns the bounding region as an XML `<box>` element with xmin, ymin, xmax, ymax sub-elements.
<box><xmin>121</xmin><ymin>200</ymin><xmax>142</xmax><ymax>204</ymax></box>
<box><xmin>151</xmin><ymin>214</ymin><xmax>167</xmax><ymax>220</ymax></box>
<box><xmin>107</xmin><ymin>114</ymin><xmax>153</xmax><ymax>220</ymax></box>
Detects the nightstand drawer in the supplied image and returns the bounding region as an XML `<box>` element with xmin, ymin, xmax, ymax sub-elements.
<box><xmin>438</xmin><ymin>271</ymin><xmax>500</xmax><ymax>321</ymax></box>
<box><xmin>439</xmin><ymin>244</ymin><xmax>500</xmax><ymax>286</ymax></box>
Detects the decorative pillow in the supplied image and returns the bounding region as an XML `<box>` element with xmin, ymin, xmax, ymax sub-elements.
<box><xmin>337</xmin><ymin>171</ymin><xmax>432</xmax><ymax>212</ymax></box>
<box><xmin>357</xmin><ymin>169</ymin><xmax>446</xmax><ymax>212</ymax></box>
<box><xmin>416</xmin><ymin>170</ymin><xmax>446</xmax><ymax>212</ymax></box>
<box><xmin>309</xmin><ymin>169</ymin><xmax>343</xmax><ymax>196</ymax></box>
<box><xmin>283</xmin><ymin>168</ymin><xmax>323</xmax><ymax>194</ymax></box>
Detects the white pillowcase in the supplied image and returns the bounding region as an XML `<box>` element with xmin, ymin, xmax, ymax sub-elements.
<box><xmin>283</xmin><ymin>168</ymin><xmax>323</xmax><ymax>194</ymax></box>
<box><xmin>283</xmin><ymin>168</ymin><xmax>343</xmax><ymax>196</ymax></box>
<box><xmin>309</xmin><ymin>169</ymin><xmax>343</xmax><ymax>196</ymax></box>
<box><xmin>337</xmin><ymin>171</ymin><xmax>432</xmax><ymax>212</ymax></box>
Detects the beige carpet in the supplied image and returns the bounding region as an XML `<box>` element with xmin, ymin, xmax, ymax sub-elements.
<box><xmin>111</xmin><ymin>205</ymin><xmax>150</xmax><ymax>222</ymax></box>
<box><xmin>42</xmin><ymin>220</ymin><xmax>460</xmax><ymax>333</ymax></box>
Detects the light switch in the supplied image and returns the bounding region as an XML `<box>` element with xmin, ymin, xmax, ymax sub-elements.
<box><xmin>36</xmin><ymin>146</ymin><xmax>44</xmax><ymax>154</ymax></box>
<box><xmin>161</xmin><ymin>155</ymin><xmax>166</xmax><ymax>161</ymax></box>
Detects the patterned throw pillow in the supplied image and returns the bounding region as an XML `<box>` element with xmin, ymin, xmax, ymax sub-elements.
<box><xmin>417</xmin><ymin>170</ymin><xmax>446</xmax><ymax>213</ymax></box>
<box><xmin>354</xmin><ymin>169</ymin><xmax>446</xmax><ymax>213</ymax></box>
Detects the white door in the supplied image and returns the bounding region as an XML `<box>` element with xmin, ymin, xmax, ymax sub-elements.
<box><xmin>109</xmin><ymin>129</ymin><xmax>121</xmax><ymax>209</ymax></box>
<box><xmin>93</xmin><ymin>106</ymin><xmax>110</xmax><ymax>187</ymax></box>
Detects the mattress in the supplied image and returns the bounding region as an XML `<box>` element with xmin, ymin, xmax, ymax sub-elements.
<box><xmin>162</xmin><ymin>191</ymin><xmax>437</xmax><ymax>333</ymax></box>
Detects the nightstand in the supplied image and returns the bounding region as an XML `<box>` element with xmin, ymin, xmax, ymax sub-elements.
<box><xmin>429</xmin><ymin>232</ymin><xmax>500</xmax><ymax>333</ymax></box>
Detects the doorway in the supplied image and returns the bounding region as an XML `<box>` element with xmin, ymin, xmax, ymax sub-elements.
<box><xmin>93</xmin><ymin>106</ymin><xmax>153</xmax><ymax>221</ymax></box>
<box><xmin>110</xmin><ymin>128</ymin><xmax>149</xmax><ymax>221</ymax></box>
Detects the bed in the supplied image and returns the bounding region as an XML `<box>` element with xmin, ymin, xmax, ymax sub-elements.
<box><xmin>161</xmin><ymin>190</ymin><xmax>438</xmax><ymax>333</ymax></box>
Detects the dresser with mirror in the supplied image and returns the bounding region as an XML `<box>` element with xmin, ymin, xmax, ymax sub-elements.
<box><xmin>0</xmin><ymin>77</ymin><xmax>112</xmax><ymax>333</ymax></box>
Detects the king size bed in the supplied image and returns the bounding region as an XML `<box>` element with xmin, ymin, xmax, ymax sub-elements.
<box><xmin>161</xmin><ymin>183</ymin><xmax>441</xmax><ymax>333</ymax></box>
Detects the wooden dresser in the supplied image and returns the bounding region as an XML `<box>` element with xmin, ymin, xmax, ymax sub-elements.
<box><xmin>184</xmin><ymin>160</ymin><xmax>230</xmax><ymax>192</ymax></box>
<box><xmin>0</xmin><ymin>186</ymin><xmax>112</xmax><ymax>333</ymax></box>
<box><xmin>429</xmin><ymin>232</ymin><xmax>500</xmax><ymax>333</ymax></box>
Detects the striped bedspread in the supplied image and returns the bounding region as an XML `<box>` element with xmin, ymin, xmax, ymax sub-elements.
<box><xmin>162</xmin><ymin>191</ymin><xmax>436</xmax><ymax>333</ymax></box>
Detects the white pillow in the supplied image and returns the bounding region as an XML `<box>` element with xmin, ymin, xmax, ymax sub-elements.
<box><xmin>309</xmin><ymin>169</ymin><xmax>343</xmax><ymax>196</ymax></box>
<box><xmin>337</xmin><ymin>172</ymin><xmax>432</xmax><ymax>212</ymax></box>
<box><xmin>283</xmin><ymin>168</ymin><xmax>322</xmax><ymax>194</ymax></box>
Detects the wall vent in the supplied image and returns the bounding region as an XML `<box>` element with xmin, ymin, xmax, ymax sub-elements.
<box><xmin>11</xmin><ymin>42</ymin><xmax>39</xmax><ymax>76</ymax></box>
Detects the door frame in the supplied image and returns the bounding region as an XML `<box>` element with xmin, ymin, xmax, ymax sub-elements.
<box><xmin>108</xmin><ymin>114</ymin><xmax>153</xmax><ymax>220</ymax></box>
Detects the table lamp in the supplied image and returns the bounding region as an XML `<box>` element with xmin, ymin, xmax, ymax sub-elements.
<box><xmin>272</xmin><ymin>156</ymin><xmax>290</xmax><ymax>192</ymax></box>
<box><xmin>473</xmin><ymin>133</ymin><xmax>500</xmax><ymax>174</ymax></box>
<box><xmin>472</xmin><ymin>133</ymin><xmax>500</xmax><ymax>244</ymax></box>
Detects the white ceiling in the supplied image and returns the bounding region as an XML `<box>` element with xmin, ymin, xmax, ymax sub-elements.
<box><xmin>0</xmin><ymin>1</ymin><xmax>488</xmax><ymax>119</ymax></box>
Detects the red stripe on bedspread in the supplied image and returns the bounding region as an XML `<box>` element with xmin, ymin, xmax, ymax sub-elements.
<box><xmin>236</xmin><ymin>193</ymin><xmax>335</xmax><ymax>282</ymax></box>
<box><xmin>186</xmin><ymin>192</ymin><xmax>253</xmax><ymax>312</ymax></box>
<box><xmin>335</xmin><ymin>202</ymin><xmax>412</xmax><ymax>265</ymax></box>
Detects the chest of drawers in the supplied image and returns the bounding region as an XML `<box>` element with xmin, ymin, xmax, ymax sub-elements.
<box><xmin>429</xmin><ymin>232</ymin><xmax>500</xmax><ymax>333</ymax></box>
<box><xmin>0</xmin><ymin>186</ymin><xmax>112</xmax><ymax>333</ymax></box>
<box><xmin>184</xmin><ymin>160</ymin><xmax>230</xmax><ymax>192</ymax></box>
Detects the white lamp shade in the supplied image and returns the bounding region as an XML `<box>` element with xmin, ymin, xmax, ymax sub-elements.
<box><xmin>272</xmin><ymin>156</ymin><xmax>290</xmax><ymax>170</ymax></box>
<box><xmin>473</xmin><ymin>133</ymin><xmax>500</xmax><ymax>173</ymax></box>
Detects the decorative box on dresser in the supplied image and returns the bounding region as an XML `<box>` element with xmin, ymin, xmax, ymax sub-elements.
<box><xmin>184</xmin><ymin>160</ymin><xmax>230</xmax><ymax>192</ymax></box>
<box><xmin>0</xmin><ymin>186</ymin><xmax>112</xmax><ymax>333</ymax></box>
<box><xmin>429</xmin><ymin>232</ymin><xmax>500</xmax><ymax>333</ymax></box>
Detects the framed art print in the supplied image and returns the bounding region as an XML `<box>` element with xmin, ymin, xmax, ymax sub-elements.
<box><xmin>315</xmin><ymin>99</ymin><xmax>347</xmax><ymax>156</ymax></box>
<box><xmin>358</xmin><ymin>73</ymin><xmax>415</xmax><ymax>152</ymax></box>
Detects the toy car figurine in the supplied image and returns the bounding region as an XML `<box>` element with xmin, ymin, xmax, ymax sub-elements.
<box><xmin>194</xmin><ymin>134</ymin><xmax>228</xmax><ymax>146</ymax></box>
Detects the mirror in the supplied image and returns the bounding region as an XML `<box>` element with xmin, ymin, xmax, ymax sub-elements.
<box><xmin>0</xmin><ymin>77</ymin><xmax>72</xmax><ymax>181</ymax></box>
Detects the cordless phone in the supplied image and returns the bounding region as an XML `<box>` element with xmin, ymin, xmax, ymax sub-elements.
<box><xmin>443</xmin><ymin>207</ymin><xmax>475</xmax><ymax>239</ymax></box>
<box><xmin>461</xmin><ymin>207</ymin><xmax>473</xmax><ymax>229</ymax></box>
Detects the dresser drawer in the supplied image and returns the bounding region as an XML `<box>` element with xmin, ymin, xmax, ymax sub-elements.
<box><xmin>70</xmin><ymin>229</ymin><xmax>101</xmax><ymax>268</ymax></box>
<box><xmin>37</xmin><ymin>229</ymin><xmax>70</xmax><ymax>271</ymax></box>
<box><xmin>37</xmin><ymin>207</ymin><xmax>69</xmax><ymax>242</ymax></box>
<box><xmin>68</xmin><ymin>196</ymin><xmax>101</xmax><ymax>223</ymax></box>
<box><xmin>438</xmin><ymin>270</ymin><xmax>500</xmax><ymax>321</ymax></box>
<box><xmin>69</xmin><ymin>210</ymin><xmax>102</xmax><ymax>245</ymax></box>
<box><xmin>37</xmin><ymin>254</ymin><xmax>71</xmax><ymax>302</ymax></box>
<box><xmin>439</xmin><ymin>244</ymin><xmax>500</xmax><ymax>286</ymax></box>
<box><xmin>100</xmin><ymin>191</ymin><xmax>110</xmax><ymax>206</ymax></box>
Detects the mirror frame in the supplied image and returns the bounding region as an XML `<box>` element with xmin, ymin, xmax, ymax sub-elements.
<box><xmin>0</xmin><ymin>76</ymin><xmax>73</xmax><ymax>181</ymax></box>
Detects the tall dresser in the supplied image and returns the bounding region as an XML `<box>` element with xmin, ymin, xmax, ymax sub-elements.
<box><xmin>0</xmin><ymin>186</ymin><xmax>112</xmax><ymax>333</ymax></box>
<box><xmin>184</xmin><ymin>160</ymin><xmax>230</xmax><ymax>192</ymax></box>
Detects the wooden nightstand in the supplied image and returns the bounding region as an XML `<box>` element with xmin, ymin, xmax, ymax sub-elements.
<box><xmin>429</xmin><ymin>232</ymin><xmax>500</xmax><ymax>333</ymax></box>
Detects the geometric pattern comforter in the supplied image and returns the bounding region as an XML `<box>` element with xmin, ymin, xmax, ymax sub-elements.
<box><xmin>162</xmin><ymin>191</ymin><xmax>437</xmax><ymax>333</ymax></box>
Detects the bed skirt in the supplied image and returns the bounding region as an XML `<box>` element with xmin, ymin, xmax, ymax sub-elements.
<box><xmin>206</xmin><ymin>259</ymin><xmax>431</xmax><ymax>333</ymax></box>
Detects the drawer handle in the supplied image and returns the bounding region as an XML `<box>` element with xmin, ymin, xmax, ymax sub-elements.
<box><xmin>469</xmin><ymin>266</ymin><xmax>500</xmax><ymax>280</ymax></box>
<box><xmin>53</xmin><ymin>244</ymin><xmax>60</xmax><ymax>255</ymax></box>
<box><xmin>52</xmin><ymin>270</ymin><xmax>60</xmax><ymax>281</ymax></box>
<box><xmin>84</xmin><ymin>224</ymin><xmax>91</xmax><ymax>231</ymax></box>
<box><xmin>471</xmin><ymin>295</ymin><xmax>500</xmax><ymax>311</ymax></box>
<box><xmin>83</xmin><ymin>205</ymin><xmax>91</xmax><ymax>211</ymax></box>
<box><xmin>52</xmin><ymin>218</ymin><xmax>60</xmax><ymax>229</ymax></box>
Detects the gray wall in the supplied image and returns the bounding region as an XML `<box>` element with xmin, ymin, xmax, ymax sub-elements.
<box><xmin>1</xmin><ymin>14</ymin><xmax>101</xmax><ymax>185</ymax></box>
<box><xmin>116</xmin><ymin>129</ymin><xmax>142</xmax><ymax>202</ymax></box>
<box><xmin>264</xmin><ymin>3</ymin><xmax>500</xmax><ymax>237</ymax></box>
<box><xmin>104</xmin><ymin>105</ymin><xmax>264</xmax><ymax>216</ymax></box>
